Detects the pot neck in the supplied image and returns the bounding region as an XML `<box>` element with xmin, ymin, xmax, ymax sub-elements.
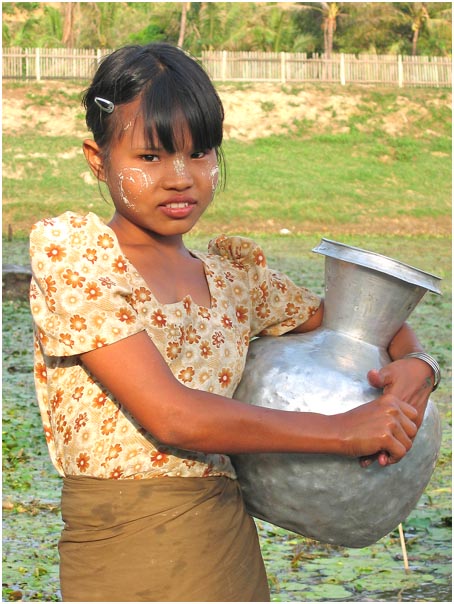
<box><xmin>320</xmin><ymin>254</ymin><xmax>436</xmax><ymax>348</ymax></box>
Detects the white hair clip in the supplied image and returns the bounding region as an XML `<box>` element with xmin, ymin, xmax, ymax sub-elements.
<box><xmin>94</xmin><ymin>97</ymin><xmax>114</xmax><ymax>114</ymax></box>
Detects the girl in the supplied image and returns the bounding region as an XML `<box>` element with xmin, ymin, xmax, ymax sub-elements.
<box><xmin>30</xmin><ymin>43</ymin><xmax>439</xmax><ymax>602</ymax></box>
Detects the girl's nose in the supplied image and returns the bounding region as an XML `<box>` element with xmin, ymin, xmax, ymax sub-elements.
<box><xmin>162</xmin><ymin>155</ymin><xmax>193</xmax><ymax>190</ymax></box>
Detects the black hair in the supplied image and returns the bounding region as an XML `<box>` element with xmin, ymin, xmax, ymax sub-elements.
<box><xmin>83</xmin><ymin>43</ymin><xmax>225</xmax><ymax>180</ymax></box>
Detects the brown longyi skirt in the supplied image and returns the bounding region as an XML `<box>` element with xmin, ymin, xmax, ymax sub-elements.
<box><xmin>59</xmin><ymin>475</ymin><xmax>270</xmax><ymax>602</ymax></box>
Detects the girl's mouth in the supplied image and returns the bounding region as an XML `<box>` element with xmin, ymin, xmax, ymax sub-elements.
<box><xmin>160</xmin><ymin>199</ymin><xmax>196</xmax><ymax>218</ymax></box>
<box><xmin>167</xmin><ymin>202</ymin><xmax>191</xmax><ymax>209</ymax></box>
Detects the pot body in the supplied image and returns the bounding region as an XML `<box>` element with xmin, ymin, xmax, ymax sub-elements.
<box><xmin>232</xmin><ymin>239</ymin><xmax>442</xmax><ymax>548</ymax></box>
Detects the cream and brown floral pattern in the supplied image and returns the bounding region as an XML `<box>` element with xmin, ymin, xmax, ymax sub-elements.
<box><xmin>30</xmin><ymin>212</ymin><xmax>320</xmax><ymax>480</ymax></box>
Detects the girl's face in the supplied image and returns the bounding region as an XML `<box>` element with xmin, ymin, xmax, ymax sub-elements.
<box><xmin>88</xmin><ymin>99</ymin><xmax>219</xmax><ymax>241</ymax></box>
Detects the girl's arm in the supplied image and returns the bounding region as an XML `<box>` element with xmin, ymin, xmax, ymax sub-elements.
<box><xmin>80</xmin><ymin>329</ymin><xmax>417</xmax><ymax>464</ymax></box>
<box><xmin>290</xmin><ymin>300</ymin><xmax>324</xmax><ymax>333</ymax></box>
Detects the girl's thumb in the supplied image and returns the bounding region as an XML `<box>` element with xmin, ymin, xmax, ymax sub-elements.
<box><xmin>367</xmin><ymin>368</ymin><xmax>386</xmax><ymax>389</ymax></box>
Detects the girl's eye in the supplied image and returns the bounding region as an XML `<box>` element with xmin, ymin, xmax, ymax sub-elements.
<box><xmin>140</xmin><ymin>154</ymin><xmax>159</xmax><ymax>162</ymax></box>
<box><xmin>191</xmin><ymin>150</ymin><xmax>207</xmax><ymax>159</ymax></box>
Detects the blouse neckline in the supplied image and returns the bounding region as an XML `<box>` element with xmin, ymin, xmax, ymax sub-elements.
<box><xmin>97</xmin><ymin>215</ymin><xmax>215</xmax><ymax>311</ymax></box>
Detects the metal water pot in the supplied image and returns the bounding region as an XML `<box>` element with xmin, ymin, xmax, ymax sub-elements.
<box><xmin>232</xmin><ymin>239</ymin><xmax>442</xmax><ymax>548</ymax></box>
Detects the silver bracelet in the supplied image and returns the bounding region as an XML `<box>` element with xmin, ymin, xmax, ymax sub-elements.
<box><xmin>404</xmin><ymin>352</ymin><xmax>441</xmax><ymax>391</ymax></box>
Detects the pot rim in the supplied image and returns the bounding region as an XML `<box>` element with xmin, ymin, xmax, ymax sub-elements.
<box><xmin>313</xmin><ymin>238</ymin><xmax>442</xmax><ymax>294</ymax></box>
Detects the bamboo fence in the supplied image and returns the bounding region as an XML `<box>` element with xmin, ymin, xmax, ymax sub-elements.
<box><xmin>202</xmin><ymin>50</ymin><xmax>451</xmax><ymax>87</ymax></box>
<box><xmin>2</xmin><ymin>47</ymin><xmax>452</xmax><ymax>88</ymax></box>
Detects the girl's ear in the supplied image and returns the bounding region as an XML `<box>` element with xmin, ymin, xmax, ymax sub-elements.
<box><xmin>83</xmin><ymin>139</ymin><xmax>106</xmax><ymax>181</ymax></box>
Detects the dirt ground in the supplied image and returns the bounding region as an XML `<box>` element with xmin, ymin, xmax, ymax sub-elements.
<box><xmin>2</xmin><ymin>80</ymin><xmax>451</xmax><ymax>140</ymax></box>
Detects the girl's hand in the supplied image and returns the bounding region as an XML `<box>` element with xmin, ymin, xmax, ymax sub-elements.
<box><xmin>367</xmin><ymin>357</ymin><xmax>433</xmax><ymax>428</ymax></box>
<box><xmin>359</xmin><ymin>357</ymin><xmax>433</xmax><ymax>468</ymax></box>
<box><xmin>339</xmin><ymin>394</ymin><xmax>418</xmax><ymax>466</ymax></box>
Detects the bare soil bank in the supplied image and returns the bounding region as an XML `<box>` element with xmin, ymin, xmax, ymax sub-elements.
<box><xmin>2</xmin><ymin>80</ymin><xmax>451</xmax><ymax>140</ymax></box>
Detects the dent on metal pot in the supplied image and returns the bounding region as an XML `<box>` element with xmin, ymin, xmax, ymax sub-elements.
<box><xmin>232</xmin><ymin>239</ymin><xmax>442</xmax><ymax>548</ymax></box>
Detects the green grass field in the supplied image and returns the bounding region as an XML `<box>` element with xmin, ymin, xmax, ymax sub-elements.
<box><xmin>3</xmin><ymin>129</ymin><xmax>452</xmax><ymax>236</ymax></box>
<box><xmin>2</xmin><ymin>82</ymin><xmax>452</xmax><ymax>601</ymax></box>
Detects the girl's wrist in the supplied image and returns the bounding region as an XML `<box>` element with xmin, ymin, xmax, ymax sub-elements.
<box><xmin>403</xmin><ymin>352</ymin><xmax>441</xmax><ymax>391</ymax></box>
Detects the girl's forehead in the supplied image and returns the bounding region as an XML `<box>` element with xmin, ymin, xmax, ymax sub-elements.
<box><xmin>118</xmin><ymin>105</ymin><xmax>194</xmax><ymax>151</ymax></box>
<box><xmin>117</xmin><ymin>98</ymin><xmax>142</xmax><ymax>128</ymax></box>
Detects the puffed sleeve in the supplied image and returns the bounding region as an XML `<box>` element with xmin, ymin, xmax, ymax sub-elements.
<box><xmin>29</xmin><ymin>212</ymin><xmax>144</xmax><ymax>357</ymax></box>
<box><xmin>208</xmin><ymin>235</ymin><xmax>321</xmax><ymax>337</ymax></box>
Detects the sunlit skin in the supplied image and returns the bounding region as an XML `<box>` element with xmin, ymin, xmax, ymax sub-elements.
<box><xmin>83</xmin><ymin>99</ymin><xmax>219</xmax><ymax>306</ymax></box>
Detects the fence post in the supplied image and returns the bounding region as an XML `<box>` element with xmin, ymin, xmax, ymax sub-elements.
<box><xmin>398</xmin><ymin>54</ymin><xmax>403</xmax><ymax>88</ymax></box>
<box><xmin>340</xmin><ymin>53</ymin><xmax>345</xmax><ymax>85</ymax></box>
<box><xmin>221</xmin><ymin>50</ymin><xmax>227</xmax><ymax>82</ymax></box>
<box><xmin>25</xmin><ymin>48</ymin><xmax>30</xmax><ymax>79</ymax></box>
<box><xmin>280</xmin><ymin>52</ymin><xmax>286</xmax><ymax>83</ymax></box>
<box><xmin>35</xmin><ymin>47</ymin><xmax>41</xmax><ymax>82</ymax></box>
<box><xmin>434</xmin><ymin>58</ymin><xmax>439</xmax><ymax>88</ymax></box>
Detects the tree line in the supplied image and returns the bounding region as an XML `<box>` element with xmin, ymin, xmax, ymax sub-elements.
<box><xmin>2</xmin><ymin>2</ymin><xmax>452</xmax><ymax>57</ymax></box>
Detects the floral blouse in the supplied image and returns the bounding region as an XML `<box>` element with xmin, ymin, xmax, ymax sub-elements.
<box><xmin>30</xmin><ymin>212</ymin><xmax>321</xmax><ymax>480</ymax></box>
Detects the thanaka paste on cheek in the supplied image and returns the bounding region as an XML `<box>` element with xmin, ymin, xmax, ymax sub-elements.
<box><xmin>209</xmin><ymin>165</ymin><xmax>219</xmax><ymax>194</ymax></box>
<box><xmin>117</xmin><ymin>168</ymin><xmax>154</xmax><ymax>212</ymax></box>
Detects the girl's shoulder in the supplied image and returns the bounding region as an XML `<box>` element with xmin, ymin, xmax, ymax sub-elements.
<box><xmin>30</xmin><ymin>211</ymin><xmax>107</xmax><ymax>239</ymax></box>
<box><xmin>205</xmin><ymin>235</ymin><xmax>268</xmax><ymax>270</ymax></box>
<box><xmin>30</xmin><ymin>211</ymin><xmax>119</xmax><ymax>253</ymax></box>
<box><xmin>29</xmin><ymin>211</ymin><xmax>122</xmax><ymax>270</ymax></box>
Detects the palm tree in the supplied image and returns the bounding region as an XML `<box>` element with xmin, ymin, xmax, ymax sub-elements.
<box><xmin>394</xmin><ymin>2</ymin><xmax>452</xmax><ymax>55</ymax></box>
<box><xmin>406</xmin><ymin>2</ymin><xmax>431</xmax><ymax>55</ymax></box>
<box><xmin>89</xmin><ymin>2</ymin><xmax>120</xmax><ymax>48</ymax></box>
<box><xmin>299</xmin><ymin>2</ymin><xmax>345</xmax><ymax>57</ymax></box>
<box><xmin>178</xmin><ymin>2</ymin><xmax>190</xmax><ymax>48</ymax></box>
<box><xmin>62</xmin><ymin>2</ymin><xmax>75</xmax><ymax>47</ymax></box>
<box><xmin>321</xmin><ymin>2</ymin><xmax>342</xmax><ymax>57</ymax></box>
